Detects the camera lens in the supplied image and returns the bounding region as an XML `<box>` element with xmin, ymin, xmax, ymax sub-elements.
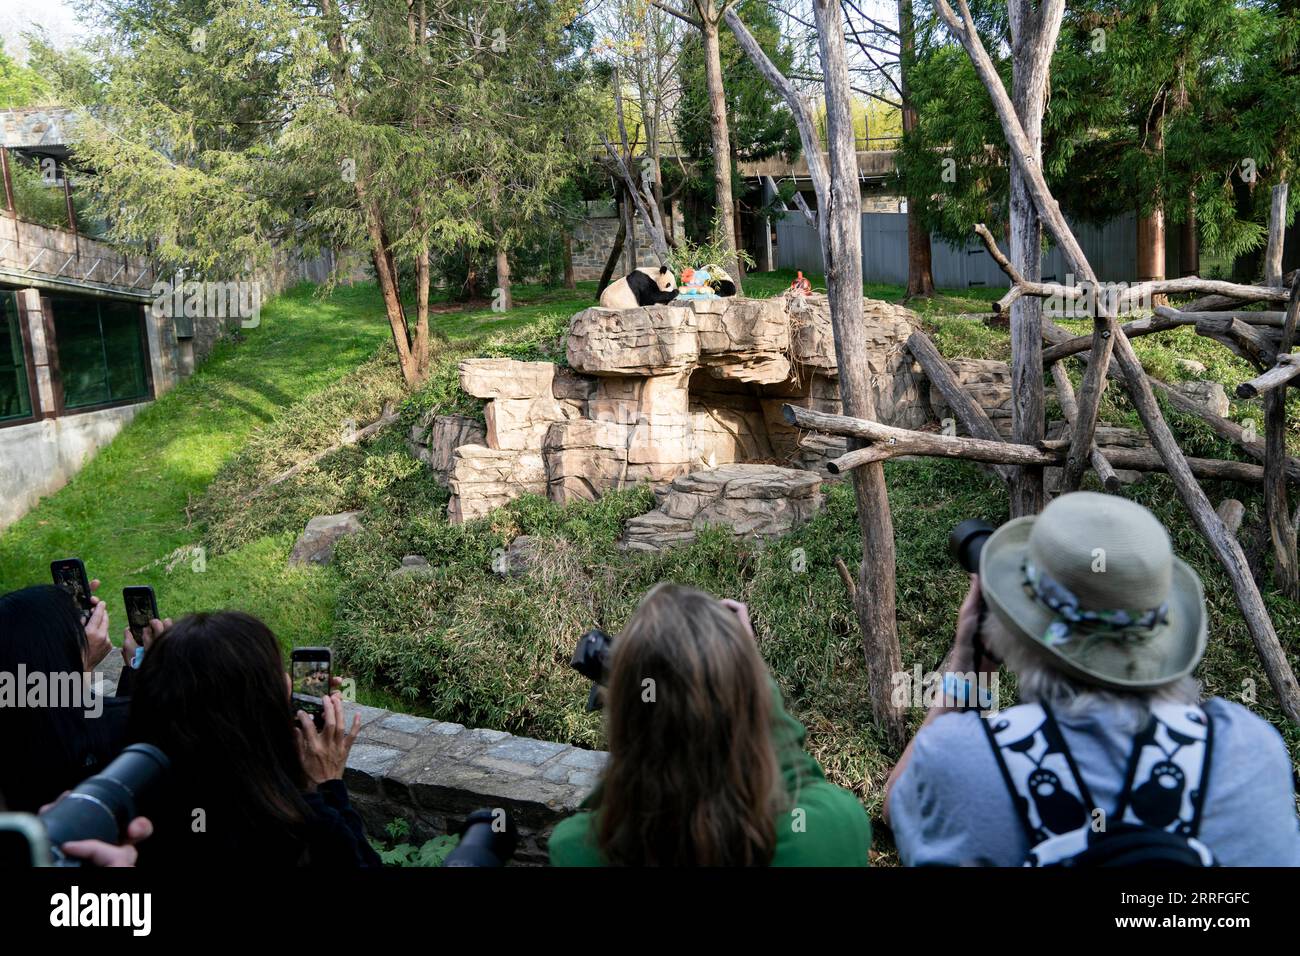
<box><xmin>443</xmin><ymin>808</ymin><xmax>518</xmax><ymax>867</ymax></box>
<box><xmin>948</xmin><ymin>519</ymin><xmax>995</xmax><ymax>574</ymax></box>
<box><xmin>569</xmin><ymin>629</ymin><xmax>612</xmax><ymax>683</ymax></box>
<box><xmin>41</xmin><ymin>743</ymin><xmax>170</xmax><ymax>849</ymax></box>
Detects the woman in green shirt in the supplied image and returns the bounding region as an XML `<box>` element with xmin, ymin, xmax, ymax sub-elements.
<box><xmin>548</xmin><ymin>583</ymin><xmax>871</xmax><ymax>867</ymax></box>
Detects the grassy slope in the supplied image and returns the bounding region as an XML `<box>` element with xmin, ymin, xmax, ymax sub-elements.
<box><xmin>0</xmin><ymin>280</ymin><xmax>598</xmax><ymax>653</ymax></box>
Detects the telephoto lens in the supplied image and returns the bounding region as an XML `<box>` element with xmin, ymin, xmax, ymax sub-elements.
<box><xmin>40</xmin><ymin>743</ymin><xmax>170</xmax><ymax>863</ymax></box>
<box><xmin>948</xmin><ymin>519</ymin><xmax>995</xmax><ymax>574</ymax></box>
<box><xmin>442</xmin><ymin>808</ymin><xmax>519</xmax><ymax>867</ymax></box>
<box><xmin>570</xmin><ymin>628</ymin><xmax>613</xmax><ymax>711</ymax></box>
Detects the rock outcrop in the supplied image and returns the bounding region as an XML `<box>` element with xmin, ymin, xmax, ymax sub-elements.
<box><xmin>620</xmin><ymin>464</ymin><xmax>824</xmax><ymax>553</ymax></box>
<box><xmin>289</xmin><ymin>511</ymin><xmax>364</xmax><ymax>566</ymax></box>
<box><xmin>438</xmin><ymin>292</ymin><xmax>927</xmax><ymax>524</ymax></box>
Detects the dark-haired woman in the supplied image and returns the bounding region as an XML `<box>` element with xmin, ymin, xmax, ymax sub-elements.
<box><xmin>548</xmin><ymin>584</ymin><xmax>872</xmax><ymax>866</ymax></box>
<box><xmin>127</xmin><ymin>611</ymin><xmax>380</xmax><ymax>866</ymax></box>
<box><xmin>0</xmin><ymin>584</ymin><xmax>124</xmax><ymax>811</ymax></box>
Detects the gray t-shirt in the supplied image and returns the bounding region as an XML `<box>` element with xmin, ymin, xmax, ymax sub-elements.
<box><xmin>890</xmin><ymin>696</ymin><xmax>1300</xmax><ymax>866</ymax></box>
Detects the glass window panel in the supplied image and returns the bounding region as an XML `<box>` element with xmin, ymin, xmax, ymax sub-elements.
<box><xmin>100</xmin><ymin>301</ymin><xmax>148</xmax><ymax>403</ymax></box>
<box><xmin>50</xmin><ymin>295</ymin><xmax>110</xmax><ymax>409</ymax></box>
<box><xmin>50</xmin><ymin>295</ymin><xmax>149</xmax><ymax>410</ymax></box>
<box><xmin>0</xmin><ymin>290</ymin><xmax>32</xmax><ymax>422</ymax></box>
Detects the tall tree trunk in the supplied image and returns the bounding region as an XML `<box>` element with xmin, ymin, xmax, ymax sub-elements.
<box><xmin>495</xmin><ymin>244</ymin><xmax>513</xmax><ymax>311</ymax></box>
<box><xmin>415</xmin><ymin>245</ymin><xmax>430</xmax><ymax>375</ymax></box>
<box><xmin>814</xmin><ymin>0</ymin><xmax>905</xmax><ymax>749</ymax></box>
<box><xmin>701</xmin><ymin>14</ymin><xmax>743</xmax><ymax>293</ymax></box>
<box><xmin>1137</xmin><ymin>208</ymin><xmax>1167</xmax><ymax>301</ymax></box>
<box><xmin>623</xmin><ymin>191</ymin><xmax>638</xmax><ymax>272</ymax></box>
<box><xmin>1180</xmin><ymin>194</ymin><xmax>1200</xmax><ymax>277</ymax></box>
<box><xmin>598</xmin><ymin>213</ymin><xmax>627</xmax><ymax>296</ymax></box>
<box><xmin>321</xmin><ymin>0</ymin><xmax>416</xmax><ymax>384</ymax></box>
<box><xmin>563</xmin><ymin>231</ymin><xmax>576</xmax><ymax>290</ymax></box>
<box><xmin>1138</xmin><ymin>104</ymin><xmax>1168</xmax><ymax>306</ymax></box>
<box><xmin>898</xmin><ymin>0</ymin><xmax>934</xmax><ymax>299</ymax></box>
<box><xmin>1006</xmin><ymin>0</ymin><xmax>1060</xmax><ymax>516</ymax></box>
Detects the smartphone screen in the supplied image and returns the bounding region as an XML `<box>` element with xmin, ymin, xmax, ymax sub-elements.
<box><xmin>123</xmin><ymin>586</ymin><xmax>160</xmax><ymax>642</ymax></box>
<box><xmin>290</xmin><ymin>648</ymin><xmax>331</xmax><ymax>721</ymax></box>
<box><xmin>50</xmin><ymin>559</ymin><xmax>93</xmax><ymax>618</ymax></box>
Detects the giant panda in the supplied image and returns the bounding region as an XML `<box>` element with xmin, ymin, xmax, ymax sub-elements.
<box><xmin>599</xmin><ymin>266</ymin><xmax>679</xmax><ymax>310</ymax></box>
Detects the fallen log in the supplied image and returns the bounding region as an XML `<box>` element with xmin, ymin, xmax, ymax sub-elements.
<box><xmin>906</xmin><ymin>329</ymin><xmax>1015</xmax><ymax>484</ymax></box>
<box><xmin>1155</xmin><ymin>306</ymin><xmax>1288</xmax><ymax>327</ymax></box>
<box><xmin>1237</xmin><ymin>354</ymin><xmax>1300</xmax><ymax>399</ymax></box>
<box><xmin>248</xmin><ymin>405</ymin><xmax>399</xmax><ymax>499</ymax></box>
<box><xmin>789</xmin><ymin>405</ymin><xmax>1273</xmax><ymax>483</ymax></box>
<box><xmin>1041</xmin><ymin>312</ymin><xmax>1190</xmax><ymax>364</ymax></box>
<box><xmin>1045</xmin><ymin>321</ymin><xmax>1300</xmax><ymax>480</ymax></box>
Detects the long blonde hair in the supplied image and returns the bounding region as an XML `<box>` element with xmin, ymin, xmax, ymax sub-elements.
<box><xmin>595</xmin><ymin>583</ymin><xmax>784</xmax><ymax>865</ymax></box>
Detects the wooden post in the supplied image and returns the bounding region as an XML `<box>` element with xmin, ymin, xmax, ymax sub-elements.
<box><xmin>1265</xmin><ymin>184</ymin><xmax>1288</xmax><ymax>287</ymax></box>
<box><xmin>1262</xmin><ymin>271</ymin><xmax>1300</xmax><ymax>598</ymax></box>
<box><xmin>1006</xmin><ymin>0</ymin><xmax>1063</xmax><ymax>516</ymax></box>
<box><xmin>727</xmin><ymin>2</ymin><xmax>904</xmax><ymax>746</ymax></box>
<box><xmin>1049</xmin><ymin>362</ymin><xmax>1121</xmax><ymax>492</ymax></box>
<box><xmin>812</xmin><ymin>0</ymin><xmax>906</xmax><ymax>748</ymax></box>
<box><xmin>906</xmin><ymin>329</ymin><xmax>1014</xmax><ymax>484</ymax></box>
<box><xmin>0</xmin><ymin>148</ymin><xmax>14</xmax><ymax>216</ymax></box>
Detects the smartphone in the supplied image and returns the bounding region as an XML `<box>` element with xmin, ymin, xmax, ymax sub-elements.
<box><xmin>123</xmin><ymin>585</ymin><xmax>159</xmax><ymax>653</ymax></box>
<box><xmin>290</xmin><ymin>647</ymin><xmax>332</xmax><ymax>730</ymax></box>
<box><xmin>0</xmin><ymin>814</ymin><xmax>50</xmax><ymax>867</ymax></box>
<box><xmin>50</xmin><ymin>558</ymin><xmax>93</xmax><ymax>621</ymax></box>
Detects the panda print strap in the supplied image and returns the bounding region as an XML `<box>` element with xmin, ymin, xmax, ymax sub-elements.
<box><xmin>982</xmin><ymin>702</ymin><xmax>1216</xmax><ymax>866</ymax></box>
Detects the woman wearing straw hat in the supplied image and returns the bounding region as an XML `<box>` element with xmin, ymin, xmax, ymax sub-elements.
<box><xmin>884</xmin><ymin>492</ymin><xmax>1300</xmax><ymax>866</ymax></box>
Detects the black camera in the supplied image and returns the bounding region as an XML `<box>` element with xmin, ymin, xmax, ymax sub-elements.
<box><xmin>0</xmin><ymin>743</ymin><xmax>170</xmax><ymax>866</ymax></box>
<box><xmin>570</xmin><ymin>628</ymin><xmax>613</xmax><ymax>711</ymax></box>
<box><xmin>44</xmin><ymin>743</ymin><xmax>169</xmax><ymax>865</ymax></box>
<box><xmin>442</xmin><ymin>808</ymin><xmax>519</xmax><ymax>867</ymax></box>
<box><xmin>948</xmin><ymin>519</ymin><xmax>994</xmax><ymax>574</ymax></box>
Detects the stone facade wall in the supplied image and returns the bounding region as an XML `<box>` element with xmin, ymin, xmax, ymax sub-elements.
<box><xmin>570</xmin><ymin>202</ymin><xmax>687</xmax><ymax>281</ymax></box>
<box><xmin>416</xmin><ymin>293</ymin><xmax>930</xmax><ymax>524</ymax></box>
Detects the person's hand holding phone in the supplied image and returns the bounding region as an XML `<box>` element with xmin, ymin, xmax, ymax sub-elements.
<box><xmin>295</xmin><ymin>692</ymin><xmax>361</xmax><ymax>788</ymax></box>
<box><xmin>82</xmin><ymin>580</ymin><xmax>112</xmax><ymax>671</ymax></box>
<box><xmin>121</xmin><ymin>616</ymin><xmax>171</xmax><ymax>668</ymax></box>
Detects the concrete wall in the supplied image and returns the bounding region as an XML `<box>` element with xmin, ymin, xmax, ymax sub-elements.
<box><xmin>775</xmin><ymin>210</ymin><xmax>1182</xmax><ymax>286</ymax></box>
<box><xmin>0</xmin><ymin>401</ymin><xmax>147</xmax><ymax>530</ymax></box>
<box><xmin>0</xmin><ymin>285</ymin><xmax>178</xmax><ymax>532</ymax></box>
<box><xmin>0</xmin><ymin>216</ymin><xmax>153</xmax><ymax>295</ymax></box>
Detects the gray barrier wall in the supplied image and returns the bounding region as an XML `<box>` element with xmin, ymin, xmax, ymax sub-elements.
<box><xmin>775</xmin><ymin>210</ymin><xmax>1177</xmax><ymax>287</ymax></box>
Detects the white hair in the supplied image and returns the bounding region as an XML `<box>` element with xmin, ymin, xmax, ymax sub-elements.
<box><xmin>980</xmin><ymin>613</ymin><xmax>1201</xmax><ymax>733</ymax></box>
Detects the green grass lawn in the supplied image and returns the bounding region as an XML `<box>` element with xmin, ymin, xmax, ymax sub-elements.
<box><xmin>0</xmin><ymin>282</ymin><xmax>400</xmax><ymax>643</ymax></box>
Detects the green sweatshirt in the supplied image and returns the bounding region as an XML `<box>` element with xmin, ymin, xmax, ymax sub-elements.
<box><xmin>547</xmin><ymin>679</ymin><xmax>872</xmax><ymax>866</ymax></box>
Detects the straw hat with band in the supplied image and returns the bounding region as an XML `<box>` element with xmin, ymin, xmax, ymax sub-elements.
<box><xmin>978</xmin><ymin>491</ymin><xmax>1208</xmax><ymax>690</ymax></box>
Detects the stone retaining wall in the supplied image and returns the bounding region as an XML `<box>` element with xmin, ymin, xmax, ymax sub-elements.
<box><xmin>97</xmin><ymin>654</ymin><xmax>602</xmax><ymax>866</ymax></box>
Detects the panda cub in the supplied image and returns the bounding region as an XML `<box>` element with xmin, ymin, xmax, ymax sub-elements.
<box><xmin>599</xmin><ymin>266</ymin><xmax>679</xmax><ymax>310</ymax></box>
